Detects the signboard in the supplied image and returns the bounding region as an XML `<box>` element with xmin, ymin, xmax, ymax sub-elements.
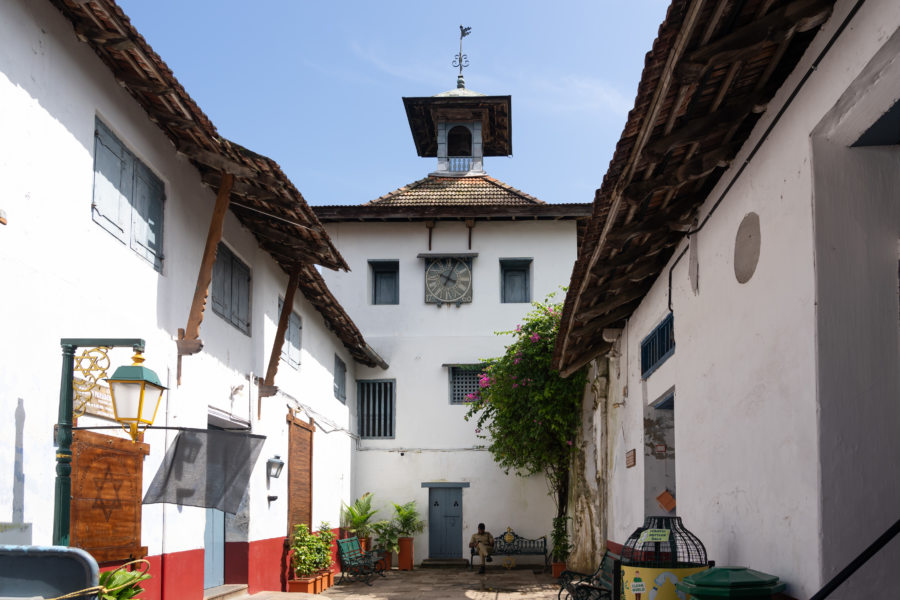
<box><xmin>73</xmin><ymin>378</ymin><xmax>116</xmax><ymax>420</ymax></box>
<box><xmin>638</xmin><ymin>529</ymin><xmax>671</xmax><ymax>544</ymax></box>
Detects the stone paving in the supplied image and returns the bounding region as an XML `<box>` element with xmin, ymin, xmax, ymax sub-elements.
<box><xmin>248</xmin><ymin>567</ymin><xmax>561</xmax><ymax>600</ymax></box>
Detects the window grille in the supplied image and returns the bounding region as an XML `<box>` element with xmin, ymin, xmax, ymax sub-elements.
<box><xmin>358</xmin><ymin>380</ymin><xmax>395</xmax><ymax>438</ymax></box>
<box><xmin>449</xmin><ymin>366</ymin><xmax>480</xmax><ymax>404</ymax></box>
<box><xmin>334</xmin><ymin>355</ymin><xmax>347</xmax><ymax>403</ymax></box>
<box><xmin>641</xmin><ymin>313</ymin><xmax>675</xmax><ymax>378</ymax></box>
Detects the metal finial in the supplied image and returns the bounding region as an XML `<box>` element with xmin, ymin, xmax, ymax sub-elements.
<box><xmin>453</xmin><ymin>25</ymin><xmax>471</xmax><ymax>88</ymax></box>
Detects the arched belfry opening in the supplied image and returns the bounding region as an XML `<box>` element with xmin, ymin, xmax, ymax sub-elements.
<box><xmin>447</xmin><ymin>125</ymin><xmax>472</xmax><ymax>157</ymax></box>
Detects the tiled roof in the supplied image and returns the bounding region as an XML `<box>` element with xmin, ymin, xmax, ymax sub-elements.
<box><xmin>366</xmin><ymin>175</ymin><xmax>545</xmax><ymax>207</ymax></box>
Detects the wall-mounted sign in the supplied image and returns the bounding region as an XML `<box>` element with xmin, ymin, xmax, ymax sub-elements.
<box><xmin>654</xmin><ymin>443</ymin><xmax>667</xmax><ymax>456</ymax></box>
<box><xmin>625</xmin><ymin>449</ymin><xmax>636</xmax><ymax>468</ymax></box>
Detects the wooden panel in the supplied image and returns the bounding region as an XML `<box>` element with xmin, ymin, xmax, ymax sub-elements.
<box><xmin>287</xmin><ymin>414</ymin><xmax>314</xmax><ymax>533</ymax></box>
<box><xmin>70</xmin><ymin>430</ymin><xmax>149</xmax><ymax>563</ymax></box>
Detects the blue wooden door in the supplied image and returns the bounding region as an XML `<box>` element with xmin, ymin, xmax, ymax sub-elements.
<box><xmin>428</xmin><ymin>487</ymin><xmax>462</xmax><ymax>559</ymax></box>
<box><xmin>204</xmin><ymin>507</ymin><xmax>225</xmax><ymax>588</ymax></box>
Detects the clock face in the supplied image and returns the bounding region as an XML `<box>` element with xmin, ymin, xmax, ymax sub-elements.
<box><xmin>425</xmin><ymin>257</ymin><xmax>473</xmax><ymax>304</ymax></box>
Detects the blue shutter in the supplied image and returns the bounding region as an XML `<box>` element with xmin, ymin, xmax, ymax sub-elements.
<box><xmin>287</xmin><ymin>311</ymin><xmax>302</xmax><ymax>366</ymax></box>
<box><xmin>92</xmin><ymin>122</ymin><xmax>131</xmax><ymax>241</ymax></box>
<box><xmin>334</xmin><ymin>356</ymin><xmax>347</xmax><ymax>402</ymax></box>
<box><xmin>131</xmin><ymin>161</ymin><xmax>165</xmax><ymax>270</ymax></box>
<box><xmin>211</xmin><ymin>245</ymin><xmax>231</xmax><ymax>319</ymax></box>
<box><xmin>232</xmin><ymin>259</ymin><xmax>251</xmax><ymax>334</ymax></box>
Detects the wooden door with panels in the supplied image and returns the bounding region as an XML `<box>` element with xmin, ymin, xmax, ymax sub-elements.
<box><xmin>287</xmin><ymin>413</ymin><xmax>314</xmax><ymax>532</ymax></box>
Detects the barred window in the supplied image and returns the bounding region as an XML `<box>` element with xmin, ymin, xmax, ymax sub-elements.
<box><xmin>449</xmin><ymin>366</ymin><xmax>480</xmax><ymax>404</ymax></box>
<box><xmin>358</xmin><ymin>380</ymin><xmax>395</xmax><ymax>438</ymax></box>
<box><xmin>641</xmin><ymin>313</ymin><xmax>674</xmax><ymax>378</ymax></box>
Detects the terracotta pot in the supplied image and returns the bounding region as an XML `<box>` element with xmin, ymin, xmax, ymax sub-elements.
<box><xmin>287</xmin><ymin>576</ymin><xmax>317</xmax><ymax>593</ymax></box>
<box><xmin>378</xmin><ymin>550</ymin><xmax>393</xmax><ymax>571</ymax></box>
<box><xmin>326</xmin><ymin>569</ymin><xmax>334</xmax><ymax>586</ymax></box>
<box><xmin>360</xmin><ymin>536</ymin><xmax>372</xmax><ymax>551</ymax></box>
<box><xmin>398</xmin><ymin>537</ymin><xmax>414</xmax><ymax>571</ymax></box>
<box><xmin>318</xmin><ymin>570</ymin><xmax>330</xmax><ymax>591</ymax></box>
<box><xmin>552</xmin><ymin>562</ymin><xmax>567</xmax><ymax>578</ymax></box>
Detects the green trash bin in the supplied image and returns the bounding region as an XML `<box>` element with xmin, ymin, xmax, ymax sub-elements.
<box><xmin>676</xmin><ymin>566</ymin><xmax>786</xmax><ymax>599</ymax></box>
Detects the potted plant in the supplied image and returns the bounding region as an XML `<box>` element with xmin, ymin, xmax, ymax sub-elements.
<box><xmin>372</xmin><ymin>519</ymin><xmax>400</xmax><ymax>571</ymax></box>
<box><xmin>341</xmin><ymin>492</ymin><xmax>379</xmax><ymax>550</ymax></box>
<box><xmin>393</xmin><ymin>500</ymin><xmax>425</xmax><ymax>571</ymax></box>
<box><xmin>288</xmin><ymin>523</ymin><xmax>320</xmax><ymax>593</ymax></box>
<box><xmin>550</xmin><ymin>516</ymin><xmax>571</xmax><ymax>578</ymax></box>
<box><xmin>316</xmin><ymin>521</ymin><xmax>336</xmax><ymax>589</ymax></box>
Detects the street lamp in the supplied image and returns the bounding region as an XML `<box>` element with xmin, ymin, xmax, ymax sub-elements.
<box><xmin>266</xmin><ymin>455</ymin><xmax>285</xmax><ymax>479</ymax></box>
<box><xmin>106</xmin><ymin>351</ymin><xmax>166</xmax><ymax>442</ymax></box>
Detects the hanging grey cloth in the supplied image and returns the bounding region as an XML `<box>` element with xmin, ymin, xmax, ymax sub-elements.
<box><xmin>143</xmin><ymin>429</ymin><xmax>265</xmax><ymax>514</ymax></box>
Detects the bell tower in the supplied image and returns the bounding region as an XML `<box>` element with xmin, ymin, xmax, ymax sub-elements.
<box><xmin>402</xmin><ymin>26</ymin><xmax>512</xmax><ymax>177</ymax></box>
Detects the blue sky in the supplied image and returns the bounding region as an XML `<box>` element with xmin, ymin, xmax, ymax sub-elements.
<box><xmin>117</xmin><ymin>1</ymin><xmax>670</xmax><ymax>206</ymax></box>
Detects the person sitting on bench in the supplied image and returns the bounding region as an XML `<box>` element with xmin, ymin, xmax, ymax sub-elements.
<box><xmin>469</xmin><ymin>523</ymin><xmax>494</xmax><ymax>573</ymax></box>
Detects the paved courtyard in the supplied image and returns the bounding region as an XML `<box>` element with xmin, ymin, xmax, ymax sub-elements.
<box><xmin>248</xmin><ymin>567</ymin><xmax>562</xmax><ymax>600</ymax></box>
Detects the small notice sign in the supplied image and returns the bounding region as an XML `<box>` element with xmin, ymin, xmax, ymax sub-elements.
<box><xmin>638</xmin><ymin>529</ymin><xmax>670</xmax><ymax>544</ymax></box>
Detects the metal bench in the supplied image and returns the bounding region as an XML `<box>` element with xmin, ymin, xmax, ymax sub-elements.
<box><xmin>336</xmin><ymin>537</ymin><xmax>384</xmax><ymax>585</ymax></box>
<box><xmin>557</xmin><ymin>550</ymin><xmax>621</xmax><ymax>600</ymax></box>
<box><xmin>469</xmin><ymin>527</ymin><xmax>548</xmax><ymax>569</ymax></box>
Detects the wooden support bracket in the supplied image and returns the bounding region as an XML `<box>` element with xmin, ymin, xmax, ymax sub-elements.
<box><xmin>258</xmin><ymin>268</ymin><xmax>302</xmax><ymax>416</ymax></box>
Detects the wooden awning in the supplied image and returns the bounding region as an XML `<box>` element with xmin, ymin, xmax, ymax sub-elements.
<box><xmin>554</xmin><ymin>0</ymin><xmax>836</xmax><ymax>376</ymax></box>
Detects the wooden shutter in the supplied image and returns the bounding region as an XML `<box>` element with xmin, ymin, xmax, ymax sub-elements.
<box><xmin>232</xmin><ymin>258</ymin><xmax>251</xmax><ymax>333</ymax></box>
<box><xmin>92</xmin><ymin>121</ymin><xmax>131</xmax><ymax>241</ymax></box>
<box><xmin>70</xmin><ymin>431</ymin><xmax>149</xmax><ymax>563</ymax></box>
<box><xmin>287</xmin><ymin>312</ymin><xmax>302</xmax><ymax>366</ymax></box>
<box><xmin>131</xmin><ymin>161</ymin><xmax>165</xmax><ymax>270</ymax></box>
<box><xmin>287</xmin><ymin>414</ymin><xmax>314</xmax><ymax>532</ymax></box>
<box><xmin>211</xmin><ymin>244</ymin><xmax>231</xmax><ymax>319</ymax></box>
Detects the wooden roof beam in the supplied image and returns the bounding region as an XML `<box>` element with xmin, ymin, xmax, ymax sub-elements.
<box><xmin>644</xmin><ymin>94</ymin><xmax>766</xmax><ymax>160</ymax></box>
<box><xmin>626</xmin><ymin>142</ymin><xmax>738</xmax><ymax>201</ymax></box>
<box><xmin>560</xmin><ymin>341</ymin><xmax>611</xmax><ymax>379</ymax></box>
<box><xmin>680</xmin><ymin>0</ymin><xmax>833</xmax><ymax>79</ymax></box>
<box><xmin>576</xmin><ymin>287</ymin><xmax>650</xmax><ymax>322</ymax></box>
<box><xmin>178</xmin><ymin>143</ymin><xmax>256</xmax><ymax>179</ymax></box>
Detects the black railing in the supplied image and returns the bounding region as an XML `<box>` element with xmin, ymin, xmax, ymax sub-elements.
<box><xmin>809</xmin><ymin>517</ymin><xmax>900</xmax><ymax>600</ymax></box>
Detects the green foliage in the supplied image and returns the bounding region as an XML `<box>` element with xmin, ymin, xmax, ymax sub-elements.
<box><xmin>290</xmin><ymin>523</ymin><xmax>321</xmax><ymax>577</ymax></box>
<box><xmin>464</xmin><ymin>293</ymin><xmax>588</xmax><ymax>519</ymax></box>
<box><xmin>392</xmin><ymin>501</ymin><xmax>425</xmax><ymax>537</ymax></box>
<box><xmin>371</xmin><ymin>519</ymin><xmax>400</xmax><ymax>553</ymax></box>
<box><xmin>551</xmin><ymin>515</ymin><xmax>572</xmax><ymax>562</ymax></box>
<box><xmin>315</xmin><ymin>521</ymin><xmax>336</xmax><ymax>571</ymax></box>
<box><xmin>340</xmin><ymin>492</ymin><xmax>379</xmax><ymax>539</ymax></box>
<box><xmin>98</xmin><ymin>567</ymin><xmax>151</xmax><ymax>600</ymax></box>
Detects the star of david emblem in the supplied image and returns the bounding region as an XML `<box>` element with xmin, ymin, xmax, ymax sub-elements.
<box><xmin>72</xmin><ymin>347</ymin><xmax>111</xmax><ymax>414</ymax></box>
<box><xmin>92</xmin><ymin>461</ymin><xmax>124</xmax><ymax>522</ymax></box>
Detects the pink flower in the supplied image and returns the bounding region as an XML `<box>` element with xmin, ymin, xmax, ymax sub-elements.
<box><xmin>513</xmin><ymin>357</ymin><xmax>521</xmax><ymax>364</ymax></box>
<box><xmin>530</xmin><ymin>333</ymin><xmax>540</xmax><ymax>343</ymax></box>
<box><xmin>479</xmin><ymin>374</ymin><xmax>493</xmax><ymax>388</ymax></box>
<box><xmin>566</xmin><ymin>440</ymin><xmax>573</xmax><ymax>446</ymax></box>
<box><xmin>515</xmin><ymin>324</ymin><xmax>522</xmax><ymax>333</ymax></box>
<box><xmin>512</xmin><ymin>383</ymin><xmax>518</xmax><ymax>388</ymax></box>
<box><xmin>475</xmin><ymin>428</ymin><xmax>481</xmax><ymax>433</ymax></box>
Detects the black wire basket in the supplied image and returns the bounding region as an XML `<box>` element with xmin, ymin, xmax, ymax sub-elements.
<box><xmin>620</xmin><ymin>516</ymin><xmax>707</xmax><ymax>568</ymax></box>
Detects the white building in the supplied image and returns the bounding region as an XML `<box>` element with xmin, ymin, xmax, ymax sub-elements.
<box><xmin>555</xmin><ymin>0</ymin><xmax>900</xmax><ymax>598</ymax></box>
<box><xmin>0</xmin><ymin>1</ymin><xmax>384</xmax><ymax>598</ymax></box>
<box><xmin>314</xmin><ymin>83</ymin><xmax>591</xmax><ymax>566</ymax></box>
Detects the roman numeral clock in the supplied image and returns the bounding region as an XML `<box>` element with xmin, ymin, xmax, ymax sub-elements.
<box><xmin>421</xmin><ymin>254</ymin><xmax>475</xmax><ymax>306</ymax></box>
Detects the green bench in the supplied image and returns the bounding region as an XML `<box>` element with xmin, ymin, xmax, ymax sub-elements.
<box><xmin>336</xmin><ymin>537</ymin><xmax>384</xmax><ymax>585</ymax></box>
<box><xmin>557</xmin><ymin>550</ymin><xmax>621</xmax><ymax>600</ymax></box>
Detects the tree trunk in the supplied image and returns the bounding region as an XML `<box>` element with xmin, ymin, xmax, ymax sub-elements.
<box><xmin>568</xmin><ymin>359</ymin><xmax>610</xmax><ymax>572</ymax></box>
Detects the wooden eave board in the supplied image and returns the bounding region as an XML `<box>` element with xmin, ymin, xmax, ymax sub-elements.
<box><xmin>554</xmin><ymin>0</ymin><xmax>836</xmax><ymax>374</ymax></box>
<box><xmin>312</xmin><ymin>203</ymin><xmax>593</xmax><ymax>222</ymax></box>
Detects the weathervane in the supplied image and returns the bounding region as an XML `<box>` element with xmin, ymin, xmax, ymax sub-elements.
<box><xmin>453</xmin><ymin>25</ymin><xmax>471</xmax><ymax>89</ymax></box>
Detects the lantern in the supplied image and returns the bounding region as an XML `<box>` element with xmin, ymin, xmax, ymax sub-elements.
<box><xmin>105</xmin><ymin>351</ymin><xmax>166</xmax><ymax>441</ymax></box>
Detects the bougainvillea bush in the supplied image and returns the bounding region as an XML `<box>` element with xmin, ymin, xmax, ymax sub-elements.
<box><xmin>464</xmin><ymin>293</ymin><xmax>588</xmax><ymax>524</ymax></box>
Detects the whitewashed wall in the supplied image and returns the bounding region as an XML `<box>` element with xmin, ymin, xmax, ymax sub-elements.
<box><xmin>0</xmin><ymin>0</ymin><xmax>356</xmax><ymax>562</ymax></box>
<box><xmin>323</xmin><ymin>218</ymin><xmax>579</xmax><ymax>562</ymax></box>
<box><xmin>598</xmin><ymin>1</ymin><xmax>900</xmax><ymax>597</ymax></box>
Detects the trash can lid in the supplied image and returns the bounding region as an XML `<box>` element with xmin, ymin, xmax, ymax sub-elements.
<box><xmin>677</xmin><ymin>566</ymin><xmax>786</xmax><ymax>597</ymax></box>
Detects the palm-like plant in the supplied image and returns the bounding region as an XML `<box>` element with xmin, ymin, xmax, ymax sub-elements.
<box><xmin>392</xmin><ymin>501</ymin><xmax>425</xmax><ymax>537</ymax></box>
<box><xmin>341</xmin><ymin>492</ymin><xmax>379</xmax><ymax>539</ymax></box>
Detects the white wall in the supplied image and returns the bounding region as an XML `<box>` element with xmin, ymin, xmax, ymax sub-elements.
<box><xmin>597</xmin><ymin>1</ymin><xmax>900</xmax><ymax>597</ymax></box>
<box><xmin>0</xmin><ymin>0</ymin><xmax>357</xmax><ymax>562</ymax></box>
<box><xmin>323</xmin><ymin>218</ymin><xmax>578</xmax><ymax>561</ymax></box>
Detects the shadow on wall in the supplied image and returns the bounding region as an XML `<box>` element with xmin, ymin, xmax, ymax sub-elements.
<box><xmin>0</xmin><ymin>398</ymin><xmax>32</xmax><ymax>544</ymax></box>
